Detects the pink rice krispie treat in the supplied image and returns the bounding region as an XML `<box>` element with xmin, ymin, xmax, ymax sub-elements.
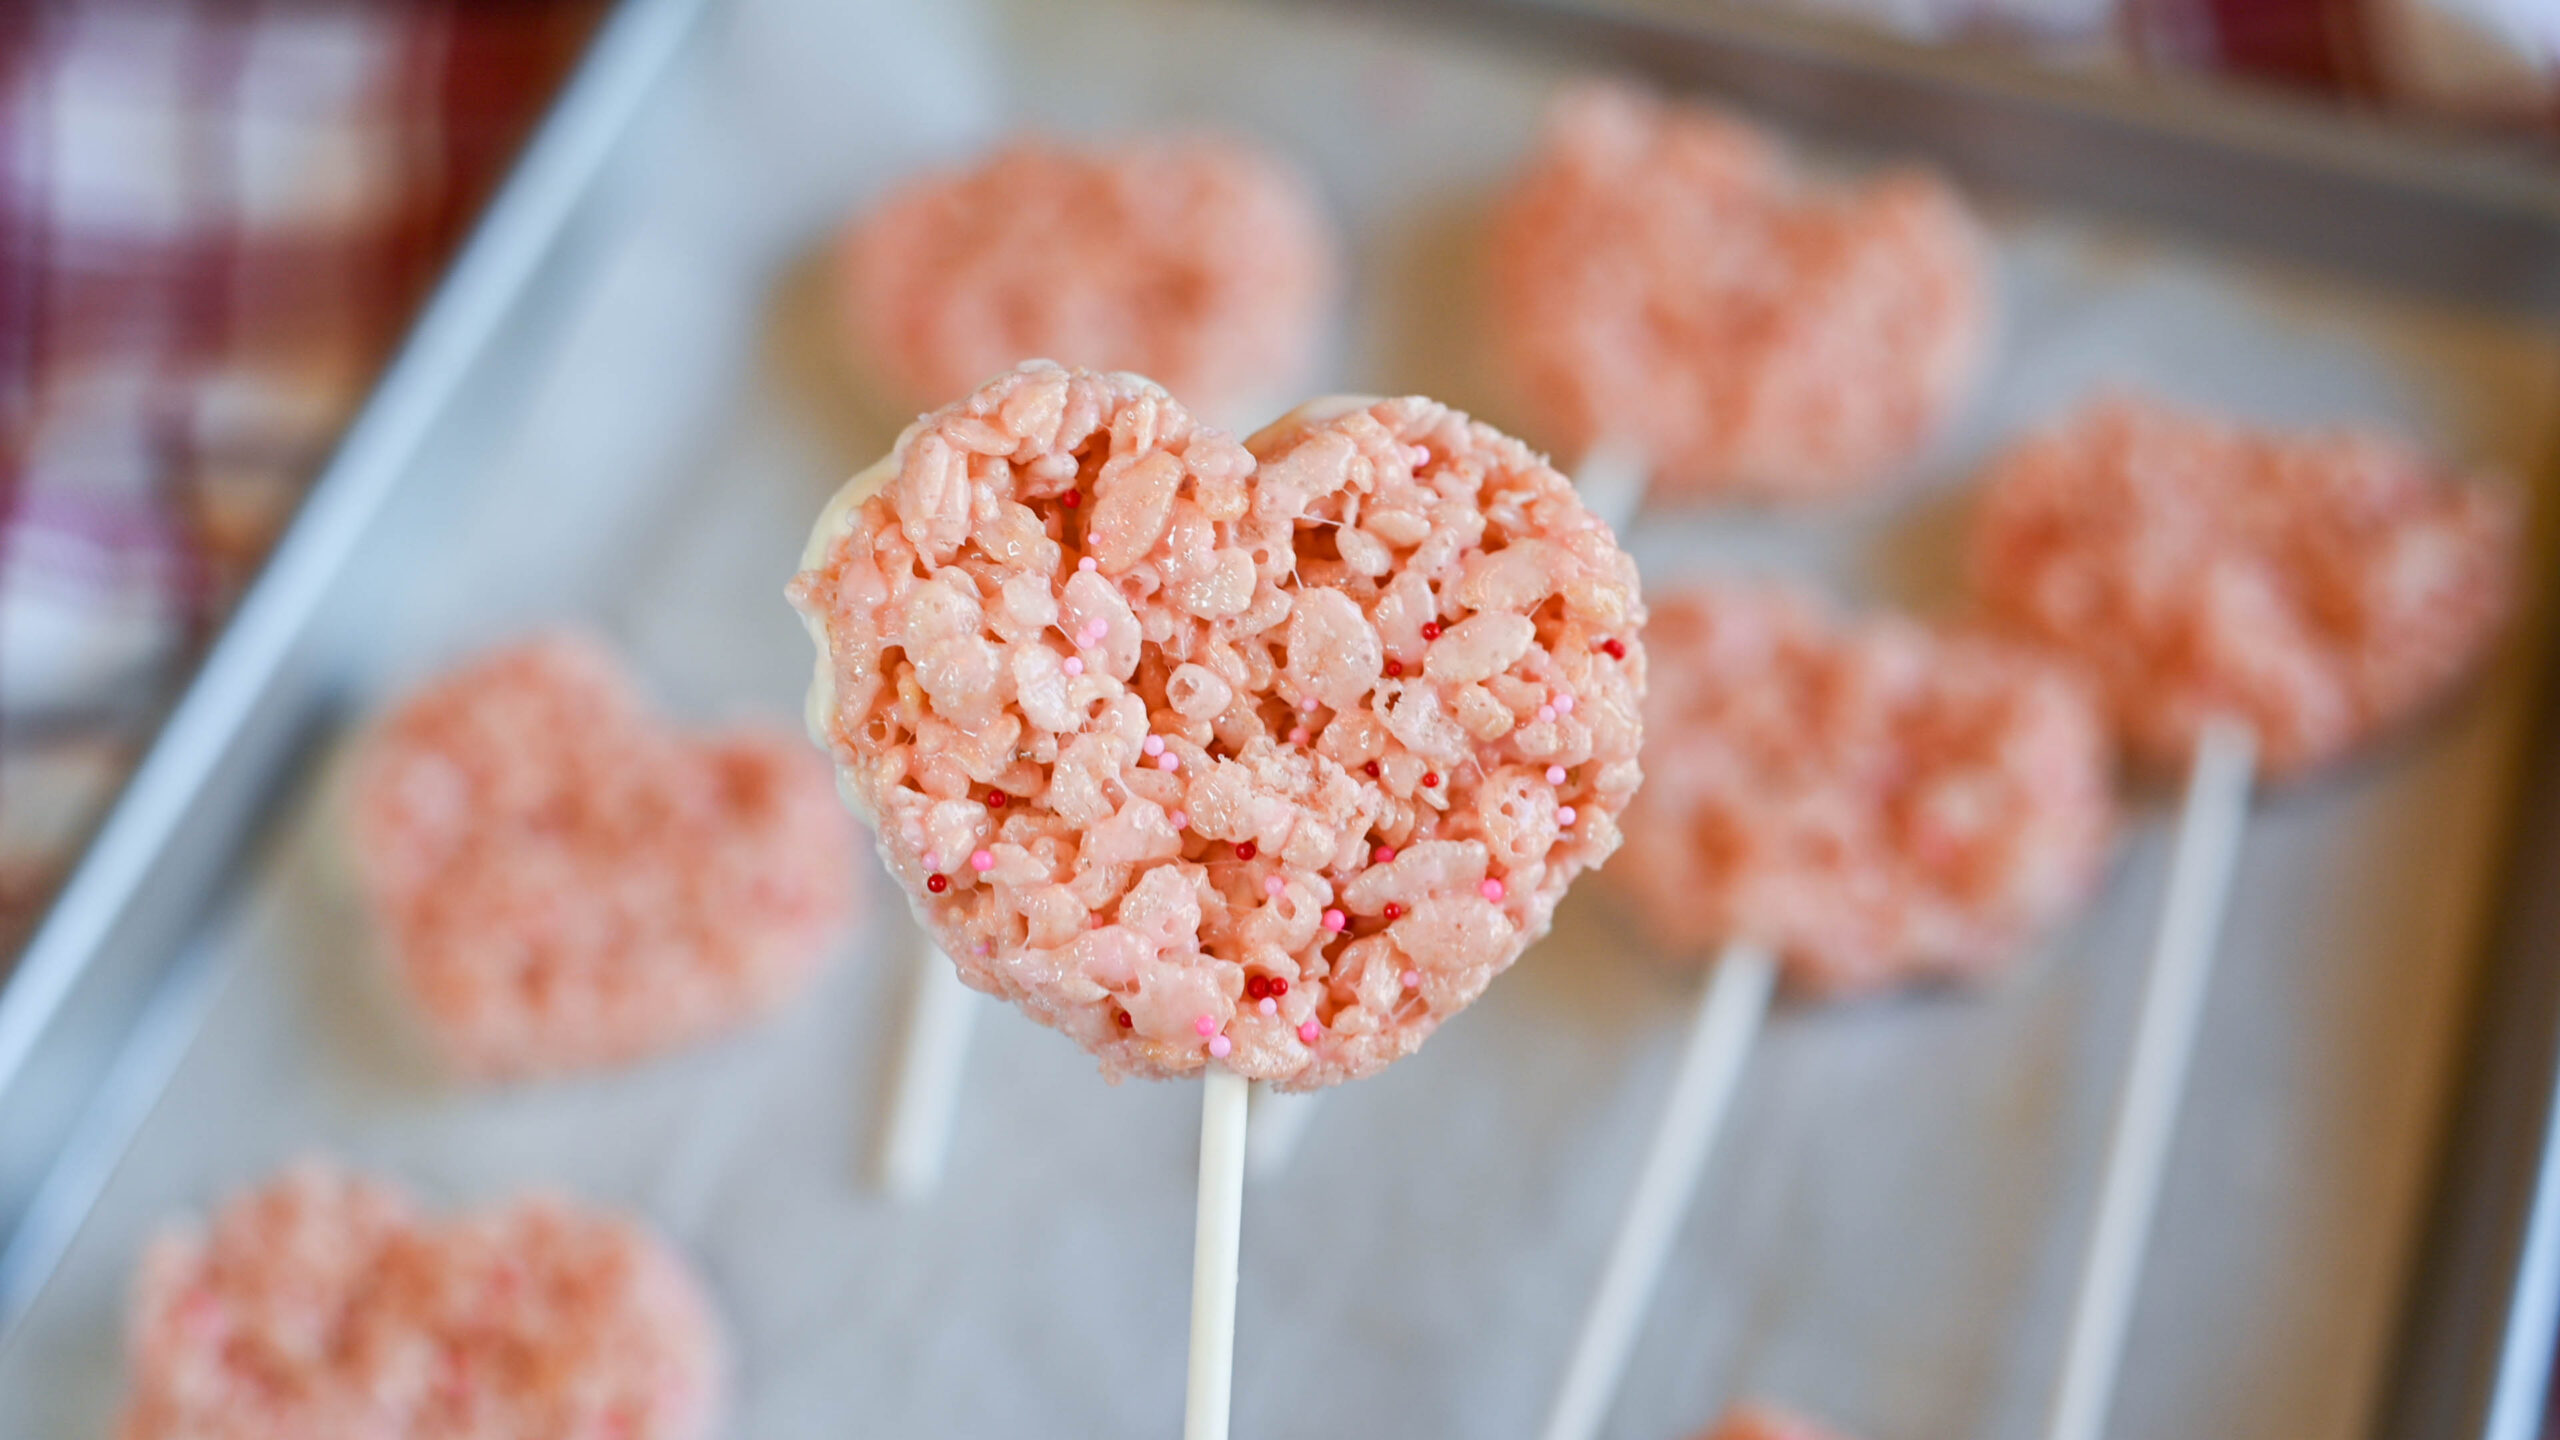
<box><xmin>1615</xmin><ymin>585</ymin><xmax>2112</xmax><ymax>995</ymax></box>
<box><xmin>1692</xmin><ymin>1403</ymin><xmax>1860</xmax><ymax>1440</ymax></box>
<box><xmin>837</xmin><ymin>134</ymin><xmax>1335</xmax><ymax>424</ymax></box>
<box><xmin>790</xmin><ymin>362</ymin><xmax>1646</xmax><ymax>1089</ymax></box>
<box><xmin>119</xmin><ymin>1163</ymin><xmax>723</xmax><ymax>1440</ymax></box>
<box><xmin>1487</xmin><ymin>84</ymin><xmax>1988</xmax><ymax>504</ymax></box>
<box><xmin>351</xmin><ymin>635</ymin><xmax>861</xmax><ymax>1079</ymax></box>
<box><xmin>1970</xmin><ymin>396</ymin><xmax>2521</xmax><ymax>779</ymax></box>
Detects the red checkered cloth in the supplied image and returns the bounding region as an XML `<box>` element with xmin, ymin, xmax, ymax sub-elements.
<box><xmin>0</xmin><ymin>1</ymin><xmax>597</xmax><ymax>958</ymax></box>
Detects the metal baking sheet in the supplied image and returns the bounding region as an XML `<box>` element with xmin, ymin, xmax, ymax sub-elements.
<box><xmin>2</xmin><ymin>0</ymin><xmax>2557</xmax><ymax>1437</ymax></box>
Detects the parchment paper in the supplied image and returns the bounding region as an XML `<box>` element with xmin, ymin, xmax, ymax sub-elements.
<box><xmin>2</xmin><ymin>0</ymin><xmax>2555</xmax><ymax>1436</ymax></box>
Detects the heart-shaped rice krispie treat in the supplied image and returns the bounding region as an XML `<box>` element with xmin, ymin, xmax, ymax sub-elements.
<box><xmin>1970</xmin><ymin>395</ymin><xmax>2520</xmax><ymax>779</ymax></box>
<box><xmin>119</xmin><ymin>1164</ymin><xmax>723</xmax><ymax>1440</ymax></box>
<box><xmin>351</xmin><ymin>635</ymin><xmax>862</xmax><ymax>1079</ymax></box>
<box><xmin>1488</xmin><ymin>83</ymin><xmax>1988</xmax><ymax>504</ymax></box>
<box><xmin>837</xmin><ymin>134</ymin><xmax>1335</xmax><ymax>425</ymax></box>
<box><xmin>1615</xmin><ymin>584</ymin><xmax>2114</xmax><ymax>995</ymax></box>
<box><xmin>790</xmin><ymin>362</ymin><xmax>1646</xmax><ymax>1089</ymax></box>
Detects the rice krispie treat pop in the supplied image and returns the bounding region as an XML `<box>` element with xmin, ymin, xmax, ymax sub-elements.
<box><xmin>1487</xmin><ymin>83</ymin><xmax>1989</xmax><ymax>518</ymax></box>
<box><xmin>1965</xmin><ymin>396</ymin><xmax>2521</xmax><ymax>1440</ymax></box>
<box><xmin>790</xmin><ymin>360</ymin><xmax>1646</xmax><ymax>1436</ymax></box>
<box><xmin>351</xmin><ymin>636</ymin><xmax>860</xmax><ymax>1080</ymax></box>
<box><xmin>837</xmin><ymin>135</ymin><xmax>1335</xmax><ymax>428</ymax></box>
<box><xmin>118</xmin><ymin>1163</ymin><xmax>724</xmax><ymax>1440</ymax></box>
<box><xmin>1544</xmin><ymin>584</ymin><xmax>2113</xmax><ymax>1440</ymax></box>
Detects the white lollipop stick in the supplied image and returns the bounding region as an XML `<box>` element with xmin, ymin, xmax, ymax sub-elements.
<box><xmin>1187</xmin><ymin>1066</ymin><xmax>1251</xmax><ymax>1440</ymax></box>
<box><xmin>1541</xmin><ymin>939</ymin><xmax>1782</xmax><ymax>1440</ymax></box>
<box><xmin>1576</xmin><ymin>437</ymin><xmax>1652</xmax><ymax>537</ymax></box>
<box><xmin>1246</xmin><ymin>1082</ymin><xmax>1325</xmax><ymax>1178</ymax></box>
<box><xmin>877</xmin><ymin>930</ymin><xmax>980</xmax><ymax>1201</ymax></box>
<box><xmin>2045</xmin><ymin>717</ymin><xmax>2256</xmax><ymax>1440</ymax></box>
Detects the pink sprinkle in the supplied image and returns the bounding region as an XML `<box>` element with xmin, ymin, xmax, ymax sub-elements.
<box><xmin>1399</xmin><ymin>969</ymin><xmax>1421</xmax><ymax>990</ymax></box>
<box><xmin>1480</xmin><ymin>879</ymin><xmax>1506</xmax><ymax>902</ymax></box>
<box><xmin>969</xmin><ymin>849</ymin><xmax>995</xmax><ymax>873</ymax></box>
<box><xmin>1264</xmin><ymin>875</ymin><xmax>1285</xmax><ymax>897</ymax></box>
<box><xmin>974</xmin><ymin>942</ymin><xmax>990</xmax><ymax>957</ymax></box>
<box><xmin>1169</xmin><ymin>810</ymin><xmax>1189</xmax><ymax>830</ymax></box>
<box><xmin>1062</xmin><ymin>656</ymin><xmax>1085</xmax><ymax>676</ymax></box>
<box><xmin>1322</xmin><ymin>908</ymin><xmax>1347</xmax><ymax>932</ymax></box>
<box><xmin>923</xmin><ymin>852</ymin><xmax>941</xmax><ymax>871</ymax></box>
<box><xmin>1078</xmin><ymin>557</ymin><xmax>1098</xmax><ymax>572</ymax></box>
<box><xmin>1557</xmin><ymin>805</ymin><xmax>1578</xmax><ymax>825</ymax></box>
<box><xmin>1143</xmin><ymin>734</ymin><xmax>1166</xmax><ymax>757</ymax></box>
<box><xmin>1372</xmin><ymin>845</ymin><xmax>1396</xmax><ymax>865</ymax></box>
<box><xmin>1085</xmin><ymin>618</ymin><xmax>1109</xmax><ymax>641</ymax></box>
<box><xmin>1298</xmin><ymin>1020</ymin><xmax>1321</xmax><ymax>1044</ymax></box>
<box><xmin>1258</xmin><ymin>997</ymin><xmax>1278</xmax><ymax>1017</ymax></box>
<box><xmin>1408</xmin><ymin>445</ymin><xmax>1431</xmax><ymax>467</ymax></box>
<box><xmin>1194</xmin><ymin>1014</ymin><xmax>1217</xmax><ymax>1038</ymax></box>
<box><xmin>1156</xmin><ymin>752</ymin><xmax>1180</xmax><ymax>772</ymax></box>
<box><xmin>1289</xmin><ymin>727</ymin><xmax>1310</xmax><ymax>745</ymax></box>
<box><xmin>1554</xmin><ymin>693</ymin><xmax>1576</xmax><ymax>716</ymax></box>
<box><xmin>1538</xmin><ymin>705</ymin><xmax>1558</xmax><ymax>723</ymax></box>
<box><xmin>1546</xmin><ymin>765</ymin><xmax>1567</xmax><ymax>785</ymax></box>
<box><xmin>1300</xmin><ymin>696</ymin><xmax>1319</xmax><ymax>712</ymax></box>
<box><xmin>1207</xmin><ymin>1034</ymin><xmax>1233</xmax><ymax>1059</ymax></box>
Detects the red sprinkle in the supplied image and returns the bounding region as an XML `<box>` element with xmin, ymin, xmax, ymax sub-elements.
<box><xmin>1245</xmin><ymin>974</ymin><xmax>1272</xmax><ymax>1001</ymax></box>
<box><xmin>1061</xmin><ymin>488</ymin><xmax>1082</xmax><ymax>509</ymax></box>
<box><xmin>986</xmin><ymin>790</ymin><xmax>1008</xmax><ymax>809</ymax></box>
<box><xmin>1235</xmin><ymin>841</ymin><xmax>1258</xmax><ymax>861</ymax></box>
<box><xmin>1385</xmin><ymin>659</ymin><xmax>1405</xmax><ymax>678</ymax></box>
<box><xmin>925</xmin><ymin>873</ymin><xmax>949</xmax><ymax>894</ymax></box>
<box><xmin>1383</xmin><ymin>903</ymin><xmax>1404</xmax><ymax>922</ymax></box>
<box><xmin>1267</xmin><ymin>977</ymin><xmax>1289</xmax><ymax>997</ymax></box>
<box><xmin>1420</xmin><ymin>620</ymin><xmax>1443</xmax><ymax>641</ymax></box>
<box><xmin>1601</xmin><ymin>638</ymin><xmax>1627</xmax><ymax>660</ymax></box>
<box><xmin>1115</xmin><ymin>1009</ymin><xmax>1132</xmax><ymax>1030</ymax></box>
<box><xmin>1363</xmin><ymin>761</ymin><xmax>1382</xmax><ymax>779</ymax></box>
<box><xmin>1421</xmin><ymin>772</ymin><xmax>1440</xmax><ymax>788</ymax></box>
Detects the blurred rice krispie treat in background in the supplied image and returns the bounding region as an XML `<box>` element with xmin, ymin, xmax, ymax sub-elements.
<box><xmin>0</xmin><ymin>1</ymin><xmax>600</xmax><ymax>958</ymax></box>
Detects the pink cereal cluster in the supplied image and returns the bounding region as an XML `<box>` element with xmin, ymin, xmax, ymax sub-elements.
<box><xmin>118</xmin><ymin>1164</ymin><xmax>724</xmax><ymax>1440</ymax></box>
<box><xmin>1970</xmin><ymin>396</ymin><xmax>2521</xmax><ymax>779</ymax></box>
<box><xmin>1487</xmin><ymin>83</ymin><xmax>1988</xmax><ymax>503</ymax></box>
<box><xmin>837</xmin><ymin>134</ymin><xmax>1335</xmax><ymax>422</ymax></box>
<box><xmin>351</xmin><ymin>636</ymin><xmax>861</xmax><ymax>1080</ymax></box>
<box><xmin>789</xmin><ymin>362</ymin><xmax>1647</xmax><ymax>1090</ymax></box>
<box><xmin>1693</xmin><ymin>1404</ymin><xmax>1861</xmax><ymax>1440</ymax></box>
<box><xmin>1615</xmin><ymin>585</ymin><xmax>2113</xmax><ymax>996</ymax></box>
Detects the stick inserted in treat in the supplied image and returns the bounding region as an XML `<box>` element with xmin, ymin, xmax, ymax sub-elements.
<box><xmin>2044</xmin><ymin>720</ymin><xmax>2252</xmax><ymax>1440</ymax></box>
<box><xmin>792</xmin><ymin>365</ymin><xmax>1648</xmax><ymax>1434</ymax></box>
<box><xmin>1558</xmin><ymin>583</ymin><xmax>2116</xmax><ymax>1437</ymax></box>
<box><xmin>879</xmin><ymin>930</ymin><xmax>981</xmax><ymax>1201</ymax></box>
<box><xmin>1542</xmin><ymin>940</ymin><xmax>1778</xmax><ymax>1440</ymax></box>
<box><xmin>1187</xmin><ymin>1068</ymin><xmax>1250</xmax><ymax>1440</ymax></box>
<box><xmin>1574</xmin><ymin>439</ymin><xmax>1652</xmax><ymax>538</ymax></box>
<box><xmin>1964</xmin><ymin>398</ymin><xmax>2520</xmax><ymax>1440</ymax></box>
